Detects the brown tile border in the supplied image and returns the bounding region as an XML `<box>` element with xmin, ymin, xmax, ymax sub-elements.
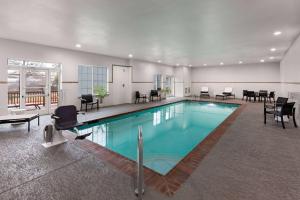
<box><xmin>65</xmin><ymin>99</ymin><xmax>246</xmax><ymax>196</ymax></box>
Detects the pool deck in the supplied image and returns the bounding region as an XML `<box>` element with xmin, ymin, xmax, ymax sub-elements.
<box><xmin>1</xmin><ymin>97</ymin><xmax>300</xmax><ymax>200</ymax></box>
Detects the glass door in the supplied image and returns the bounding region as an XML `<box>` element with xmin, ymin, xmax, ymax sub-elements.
<box><xmin>7</xmin><ymin>59</ymin><xmax>61</xmax><ymax>115</ymax></box>
<box><xmin>49</xmin><ymin>69</ymin><xmax>60</xmax><ymax>112</ymax></box>
<box><xmin>7</xmin><ymin>69</ymin><xmax>21</xmax><ymax>108</ymax></box>
<box><xmin>21</xmin><ymin>68</ymin><xmax>49</xmax><ymax>114</ymax></box>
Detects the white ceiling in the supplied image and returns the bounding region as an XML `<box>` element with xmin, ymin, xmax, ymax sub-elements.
<box><xmin>0</xmin><ymin>0</ymin><xmax>299</xmax><ymax>67</ymax></box>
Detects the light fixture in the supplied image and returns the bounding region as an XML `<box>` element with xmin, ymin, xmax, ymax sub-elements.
<box><xmin>239</xmin><ymin>61</ymin><xmax>243</xmax><ymax>64</ymax></box>
<box><xmin>269</xmin><ymin>56</ymin><xmax>275</xmax><ymax>60</ymax></box>
<box><xmin>128</xmin><ymin>54</ymin><xmax>133</xmax><ymax>58</ymax></box>
<box><xmin>220</xmin><ymin>62</ymin><xmax>224</xmax><ymax>65</ymax></box>
<box><xmin>203</xmin><ymin>64</ymin><xmax>207</xmax><ymax>66</ymax></box>
<box><xmin>75</xmin><ymin>44</ymin><xmax>81</xmax><ymax>48</ymax></box>
<box><xmin>273</xmin><ymin>31</ymin><xmax>282</xmax><ymax>36</ymax></box>
<box><xmin>176</xmin><ymin>63</ymin><xmax>179</xmax><ymax>66</ymax></box>
<box><xmin>270</xmin><ymin>48</ymin><xmax>276</xmax><ymax>52</ymax></box>
<box><xmin>260</xmin><ymin>59</ymin><xmax>265</xmax><ymax>63</ymax></box>
<box><xmin>157</xmin><ymin>60</ymin><xmax>161</xmax><ymax>63</ymax></box>
<box><xmin>189</xmin><ymin>64</ymin><xmax>192</xmax><ymax>67</ymax></box>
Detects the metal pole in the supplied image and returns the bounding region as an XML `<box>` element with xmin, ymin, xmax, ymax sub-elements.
<box><xmin>135</xmin><ymin>126</ymin><xmax>144</xmax><ymax>199</ymax></box>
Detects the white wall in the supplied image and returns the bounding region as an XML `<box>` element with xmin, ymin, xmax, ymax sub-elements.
<box><xmin>191</xmin><ymin>62</ymin><xmax>281</xmax><ymax>98</ymax></box>
<box><xmin>1</xmin><ymin>36</ymin><xmax>298</xmax><ymax>116</ymax></box>
<box><xmin>280</xmin><ymin>34</ymin><xmax>300</xmax><ymax>96</ymax></box>
<box><xmin>0</xmin><ymin>38</ymin><xmax>179</xmax><ymax>114</ymax></box>
<box><xmin>0</xmin><ymin>38</ymin><xmax>129</xmax><ymax>114</ymax></box>
<box><xmin>280</xmin><ymin>34</ymin><xmax>300</xmax><ymax>123</ymax></box>
<box><xmin>130</xmin><ymin>59</ymin><xmax>175</xmax><ymax>100</ymax></box>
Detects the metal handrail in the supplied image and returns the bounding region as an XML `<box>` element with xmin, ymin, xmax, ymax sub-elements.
<box><xmin>135</xmin><ymin>126</ymin><xmax>144</xmax><ymax>199</ymax></box>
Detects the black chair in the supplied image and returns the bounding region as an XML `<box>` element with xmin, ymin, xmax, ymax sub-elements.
<box><xmin>150</xmin><ymin>90</ymin><xmax>161</xmax><ymax>101</ymax></box>
<box><xmin>51</xmin><ymin>105</ymin><xmax>91</xmax><ymax>140</ymax></box>
<box><xmin>265</xmin><ymin>97</ymin><xmax>288</xmax><ymax>110</ymax></box>
<box><xmin>246</xmin><ymin>91</ymin><xmax>256</xmax><ymax>102</ymax></box>
<box><xmin>51</xmin><ymin>105</ymin><xmax>83</xmax><ymax>131</ymax></box>
<box><xmin>135</xmin><ymin>91</ymin><xmax>147</xmax><ymax>103</ymax></box>
<box><xmin>264</xmin><ymin>99</ymin><xmax>297</xmax><ymax>129</ymax></box>
<box><xmin>80</xmin><ymin>94</ymin><xmax>99</xmax><ymax>112</ymax></box>
<box><xmin>268</xmin><ymin>91</ymin><xmax>275</xmax><ymax>103</ymax></box>
<box><xmin>242</xmin><ymin>90</ymin><xmax>248</xmax><ymax>100</ymax></box>
<box><xmin>259</xmin><ymin>90</ymin><xmax>268</xmax><ymax>102</ymax></box>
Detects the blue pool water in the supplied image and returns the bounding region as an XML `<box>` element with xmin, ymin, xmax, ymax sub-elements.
<box><xmin>76</xmin><ymin>101</ymin><xmax>239</xmax><ymax>175</ymax></box>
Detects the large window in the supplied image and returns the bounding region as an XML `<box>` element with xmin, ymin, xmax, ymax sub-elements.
<box><xmin>78</xmin><ymin>65</ymin><xmax>108</xmax><ymax>95</ymax></box>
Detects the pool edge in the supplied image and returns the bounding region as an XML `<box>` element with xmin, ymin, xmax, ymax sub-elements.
<box><xmin>65</xmin><ymin>99</ymin><xmax>246</xmax><ymax>196</ymax></box>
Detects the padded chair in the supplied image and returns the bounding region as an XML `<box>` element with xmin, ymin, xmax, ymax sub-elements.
<box><xmin>135</xmin><ymin>91</ymin><xmax>147</xmax><ymax>103</ymax></box>
<box><xmin>150</xmin><ymin>90</ymin><xmax>161</xmax><ymax>101</ymax></box>
<box><xmin>51</xmin><ymin>105</ymin><xmax>83</xmax><ymax>131</ymax></box>
<box><xmin>259</xmin><ymin>90</ymin><xmax>268</xmax><ymax>102</ymax></box>
<box><xmin>264</xmin><ymin>100</ymin><xmax>297</xmax><ymax>129</ymax></box>
<box><xmin>200</xmin><ymin>87</ymin><xmax>210</xmax><ymax>98</ymax></box>
<box><xmin>80</xmin><ymin>94</ymin><xmax>99</xmax><ymax>112</ymax></box>
<box><xmin>246</xmin><ymin>91</ymin><xmax>256</xmax><ymax>102</ymax></box>
<box><xmin>242</xmin><ymin>90</ymin><xmax>248</xmax><ymax>100</ymax></box>
<box><xmin>268</xmin><ymin>91</ymin><xmax>275</xmax><ymax>103</ymax></box>
<box><xmin>51</xmin><ymin>105</ymin><xmax>91</xmax><ymax>140</ymax></box>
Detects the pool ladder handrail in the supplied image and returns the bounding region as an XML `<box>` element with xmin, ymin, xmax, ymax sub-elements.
<box><xmin>135</xmin><ymin>126</ymin><xmax>144</xmax><ymax>199</ymax></box>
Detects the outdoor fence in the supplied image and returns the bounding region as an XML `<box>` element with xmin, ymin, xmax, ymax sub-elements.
<box><xmin>8</xmin><ymin>91</ymin><xmax>58</xmax><ymax>107</ymax></box>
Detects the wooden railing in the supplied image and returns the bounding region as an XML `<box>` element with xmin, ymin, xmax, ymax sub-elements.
<box><xmin>8</xmin><ymin>91</ymin><xmax>59</xmax><ymax>108</ymax></box>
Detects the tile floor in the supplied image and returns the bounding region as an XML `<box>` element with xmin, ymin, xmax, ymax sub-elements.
<box><xmin>0</xmin><ymin>98</ymin><xmax>299</xmax><ymax>200</ymax></box>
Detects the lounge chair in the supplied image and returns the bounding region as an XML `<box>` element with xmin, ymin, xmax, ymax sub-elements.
<box><xmin>0</xmin><ymin>113</ymin><xmax>39</xmax><ymax>132</ymax></box>
<box><xmin>200</xmin><ymin>87</ymin><xmax>210</xmax><ymax>98</ymax></box>
<box><xmin>222</xmin><ymin>87</ymin><xmax>235</xmax><ymax>99</ymax></box>
<box><xmin>135</xmin><ymin>91</ymin><xmax>147</xmax><ymax>103</ymax></box>
<box><xmin>264</xmin><ymin>98</ymin><xmax>297</xmax><ymax>129</ymax></box>
<box><xmin>80</xmin><ymin>94</ymin><xmax>99</xmax><ymax>112</ymax></box>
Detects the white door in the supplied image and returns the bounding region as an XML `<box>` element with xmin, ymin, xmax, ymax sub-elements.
<box><xmin>113</xmin><ymin>66</ymin><xmax>131</xmax><ymax>105</ymax></box>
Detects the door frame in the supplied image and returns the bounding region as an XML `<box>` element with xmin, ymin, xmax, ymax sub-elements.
<box><xmin>7</xmin><ymin>65</ymin><xmax>62</xmax><ymax>114</ymax></box>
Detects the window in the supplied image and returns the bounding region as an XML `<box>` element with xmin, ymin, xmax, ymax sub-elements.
<box><xmin>78</xmin><ymin>65</ymin><xmax>108</xmax><ymax>95</ymax></box>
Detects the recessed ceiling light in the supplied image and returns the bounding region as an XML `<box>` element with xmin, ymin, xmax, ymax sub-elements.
<box><xmin>220</xmin><ymin>62</ymin><xmax>224</xmax><ymax>65</ymax></box>
<box><xmin>269</xmin><ymin>56</ymin><xmax>275</xmax><ymax>60</ymax></box>
<box><xmin>203</xmin><ymin>64</ymin><xmax>207</xmax><ymax>66</ymax></box>
<box><xmin>260</xmin><ymin>59</ymin><xmax>265</xmax><ymax>63</ymax></box>
<box><xmin>176</xmin><ymin>63</ymin><xmax>179</xmax><ymax>66</ymax></box>
<box><xmin>75</xmin><ymin>44</ymin><xmax>81</xmax><ymax>48</ymax></box>
<box><xmin>273</xmin><ymin>31</ymin><xmax>282</xmax><ymax>36</ymax></box>
<box><xmin>157</xmin><ymin>60</ymin><xmax>161</xmax><ymax>63</ymax></box>
<box><xmin>270</xmin><ymin>48</ymin><xmax>276</xmax><ymax>52</ymax></box>
<box><xmin>128</xmin><ymin>54</ymin><xmax>133</xmax><ymax>58</ymax></box>
<box><xmin>189</xmin><ymin>64</ymin><xmax>192</xmax><ymax>67</ymax></box>
<box><xmin>239</xmin><ymin>61</ymin><xmax>243</xmax><ymax>64</ymax></box>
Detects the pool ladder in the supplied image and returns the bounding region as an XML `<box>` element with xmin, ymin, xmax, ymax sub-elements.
<box><xmin>135</xmin><ymin>126</ymin><xmax>144</xmax><ymax>199</ymax></box>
